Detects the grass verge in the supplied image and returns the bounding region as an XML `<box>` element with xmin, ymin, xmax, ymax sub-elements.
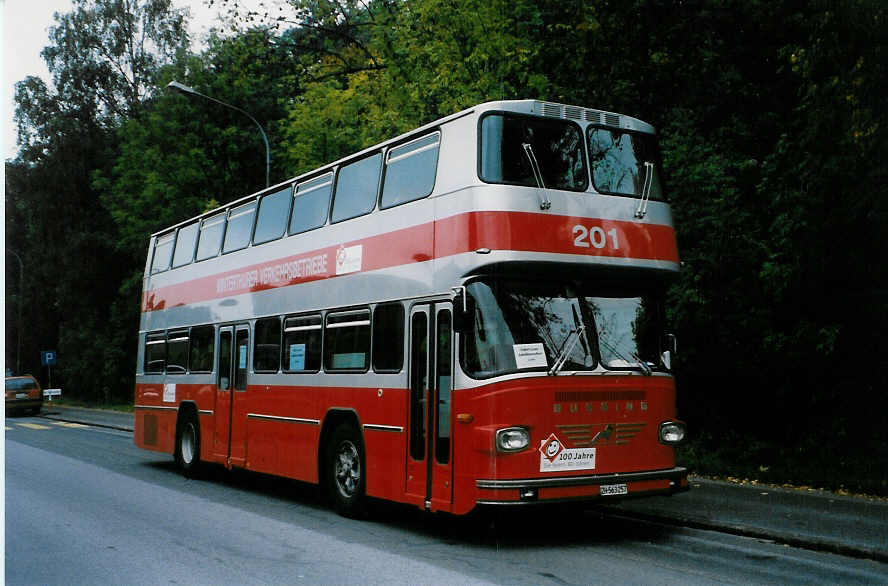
<box><xmin>677</xmin><ymin>431</ymin><xmax>888</xmax><ymax>498</ymax></box>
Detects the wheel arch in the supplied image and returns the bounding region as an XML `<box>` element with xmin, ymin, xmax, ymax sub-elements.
<box><xmin>318</xmin><ymin>408</ymin><xmax>363</xmax><ymax>488</ymax></box>
<box><xmin>174</xmin><ymin>401</ymin><xmax>202</xmax><ymax>471</ymax></box>
<box><xmin>176</xmin><ymin>400</ymin><xmax>200</xmax><ymax>435</ymax></box>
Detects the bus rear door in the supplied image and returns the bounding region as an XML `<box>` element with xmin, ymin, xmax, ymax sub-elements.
<box><xmin>213</xmin><ymin>324</ymin><xmax>250</xmax><ymax>467</ymax></box>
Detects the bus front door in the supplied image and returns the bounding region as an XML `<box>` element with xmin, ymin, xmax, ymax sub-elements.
<box><xmin>213</xmin><ymin>324</ymin><xmax>250</xmax><ymax>467</ymax></box>
<box><xmin>406</xmin><ymin>303</ymin><xmax>454</xmax><ymax>510</ymax></box>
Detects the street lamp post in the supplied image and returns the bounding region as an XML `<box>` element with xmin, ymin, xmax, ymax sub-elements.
<box><xmin>166</xmin><ymin>80</ymin><xmax>271</xmax><ymax>188</ymax></box>
<box><xmin>7</xmin><ymin>249</ymin><xmax>23</xmax><ymax>375</ymax></box>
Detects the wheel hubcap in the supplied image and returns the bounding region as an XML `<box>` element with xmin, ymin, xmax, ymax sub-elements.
<box><xmin>181</xmin><ymin>423</ymin><xmax>195</xmax><ymax>465</ymax></box>
<box><xmin>334</xmin><ymin>440</ymin><xmax>360</xmax><ymax>498</ymax></box>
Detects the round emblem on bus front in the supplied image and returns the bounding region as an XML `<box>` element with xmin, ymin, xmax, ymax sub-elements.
<box><xmin>540</xmin><ymin>433</ymin><xmax>563</xmax><ymax>462</ymax></box>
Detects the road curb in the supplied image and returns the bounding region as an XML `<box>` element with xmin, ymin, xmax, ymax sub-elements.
<box><xmin>602</xmin><ymin>507</ymin><xmax>888</xmax><ymax>563</ymax></box>
<box><xmin>40</xmin><ymin>412</ymin><xmax>134</xmax><ymax>433</ymax></box>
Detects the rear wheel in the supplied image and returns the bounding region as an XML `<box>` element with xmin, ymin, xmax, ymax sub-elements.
<box><xmin>174</xmin><ymin>410</ymin><xmax>201</xmax><ymax>477</ymax></box>
<box><xmin>327</xmin><ymin>423</ymin><xmax>366</xmax><ymax>517</ymax></box>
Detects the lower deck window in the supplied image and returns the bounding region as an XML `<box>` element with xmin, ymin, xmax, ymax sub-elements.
<box><xmin>166</xmin><ymin>330</ymin><xmax>189</xmax><ymax>374</ymax></box>
<box><xmin>372</xmin><ymin>303</ymin><xmax>405</xmax><ymax>372</ymax></box>
<box><xmin>255</xmin><ymin>317</ymin><xmax>282</xmax><ymax>372</ymax></box>
<box><xmin>189</xmin><ymin>325</ymin><xmax>215</xmax><ymax>372</ymax></box>
<box><xmin>283</xmin><ymin>315</ymin><xmax>322</xmax><ymax>372</ymax></box>
<box><xmin>144</xmin><ymin>333</ymin><xmax>166</xmax><ymax>374</ymax></box>
<box><xmin>324</xmin><ymin>309</ymin><xmax>371</xmax><ymax>371</ymax></box>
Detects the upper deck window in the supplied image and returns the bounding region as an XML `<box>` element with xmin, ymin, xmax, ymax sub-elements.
<box><xmin>381</xmin><ymin>133</ymin><xmax>440</xmax><ymax>209</ymax></box>
<box><xmin>587</xmin><ymin>128</ymin><xmax>665</xmax><ymax>201</ymax></box>
<box><xmin>172</xmin><ymin>223</ymin><xmax>198</xmax><ymax>268</ymax></box>
<box><xmin>290</xmin><ymin>174</ymin><xmax>332</xmax><ymax>235</ymax></box>
<box><xmin>480</xmin><ymin>113</ymin><xmax>587</xmax><ymax>192</ymax></box>
<box><xmin>223</xmin><ymin>201</ymin><xmax>257</xmax><ymax>253</ymax></box>
<box><xmin>331</xmin><ymin>154</ymin><xmax>382</xmax><ymax>223</ymax></box>
<box><xmin>151</xmin><ymin>233</ymin><xmax>175</xmax><ymax>274</ymax></box>
<box><xmin>195</xmin><ymin>213</ymin><xmax>226</xmax><ymax>261</ymax></box>
<box><xmin>254</xmin><ymin>186</ymin><xmax>292</xmax><ymax>245</ymax></box>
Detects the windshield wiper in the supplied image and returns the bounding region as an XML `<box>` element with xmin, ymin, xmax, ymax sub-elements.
<box><xmin>633</xmin><ymin>353</ymin><xmax>653</xmax><ymax>376</ymax></box>
<box><xmin>549</xmin><ymin>325</ymin><xmax>586</xmax><ymax>376</ymax></box>
<box><xmin>571</xmin><ymin>304</ymin><xmax>591</xmax><ymax>358</ymax></box>
<box><xmin>634</xmin><ymin>161</ymin><xmax>655</xmax><ymax>219</ymax></box>
<box><xmin>598</xmin><ymin>335</ymin><xmax>653</xmax><ymax>376</ymax></box>
<box><xmin>522</xmin><ymin>143</ymin><xmax>552</xmax><ymax>210</ymax></box>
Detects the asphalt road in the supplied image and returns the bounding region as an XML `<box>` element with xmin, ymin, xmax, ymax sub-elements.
<box><xmin>5</xmin><ymin>414</ymin><xmax>887</xmax><ymax>585</ymax></box>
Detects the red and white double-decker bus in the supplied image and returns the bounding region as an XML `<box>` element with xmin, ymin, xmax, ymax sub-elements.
<box><xmin>134</xmin><ymin>100</ymin><xmax>687</xmax><ymax>516</ymax></box>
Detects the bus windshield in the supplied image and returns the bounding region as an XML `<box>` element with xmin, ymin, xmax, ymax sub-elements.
<box><xmin>460</xmin><ymin>279</ymin><xmax>665</xmax><ymax>378</ymax></box>
<box><xmin>587</xmin><ymin>127</ymin><xmax>665</xmax><ymax>200</ymax></box>
<box><xmin>480</xmin><ymin>113</ymin><xmax>587</xmax><ymax>191</ymax></box>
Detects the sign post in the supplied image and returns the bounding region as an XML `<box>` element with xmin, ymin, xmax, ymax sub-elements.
<box><xmin>41</xmin><ymin>350</ymin><xmax>57</xmax><ymax>388</ymax></box>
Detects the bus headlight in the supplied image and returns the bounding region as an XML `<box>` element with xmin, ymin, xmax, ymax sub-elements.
<box><xmin>659</xmin><ymin>421</ymin><xmax>687</xmax><ymax>445</ymax></box>
<box><xmin>496</xmin><ymin>427</ymin><xmax>530</xmax><ymax>453</ymax></box>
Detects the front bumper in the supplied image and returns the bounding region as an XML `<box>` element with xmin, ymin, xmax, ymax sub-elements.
<box><xmin>476</xmin><ymin>466</ymin><xmax>688</xmax><ymax>505</ymax></box>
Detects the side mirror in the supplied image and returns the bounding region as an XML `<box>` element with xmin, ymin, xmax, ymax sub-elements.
<box><xmin>661</xmin><ymin>334</ymin><xmax>677</xmax><ymax>370</ymax></box>
<box><xmin>451</xmin><ymin>286</ymin><xmax>472</xmax><ymax>333</ymax></box>
<box><xmin>666</xmin><ymin>333</ymin><xmax>677</xmax><ymax>355</ymax></box>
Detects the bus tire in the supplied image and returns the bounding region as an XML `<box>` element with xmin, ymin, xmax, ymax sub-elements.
<box><xmin>174</xmin><ymin>410</ymin><xmax>201</xmax><ymax>478</ymax></box>
<box><xmin>327</xmin><ymin>423</ymin><xmax>366</xmax><ymax>517</ymax></box>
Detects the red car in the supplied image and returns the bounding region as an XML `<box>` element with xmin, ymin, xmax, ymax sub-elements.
<box><xmin>5</xmin><ymin>375</ymin><xmax>43</xmax><ymax>416</ymax></box>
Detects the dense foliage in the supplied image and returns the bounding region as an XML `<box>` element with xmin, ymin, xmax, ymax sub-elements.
<box><xmin>6</xmin><ymin>0</ymin><xmax>886</xmax><ymax>493</ymax></box>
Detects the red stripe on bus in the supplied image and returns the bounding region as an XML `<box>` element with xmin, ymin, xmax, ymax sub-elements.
<box><xmin>435</xmin><ymin>211</ymin><xmax>678</xmax><ymax>261</ymax></box>
<box><xmin>142</xmin><ymin>211</ymin><xmax>677</xmax><ymax>312</ymax></box>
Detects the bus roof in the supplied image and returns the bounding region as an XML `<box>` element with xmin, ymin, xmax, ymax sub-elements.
<box><xmin>151</xmin><ymin>100</ymin><xmax>656</xmax><ymax>239</ymax></box>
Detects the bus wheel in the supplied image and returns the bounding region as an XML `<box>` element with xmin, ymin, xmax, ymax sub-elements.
<box><xmin>327</xmin><ymin>424</ymin><xmax>366</xmax><ymax>517</ymax></box>
<box><xmin>174</xmin><ymin>410</ymin><xmax>201</xmax><ymax>478</ymax></box>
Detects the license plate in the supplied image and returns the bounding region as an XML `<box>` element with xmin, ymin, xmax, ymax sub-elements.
<box><xmin>15</xmin><ymin>393</ymin><xmax>27</xmax><ymax>399</ymax></box>
<box><xmin>600</xmin><ymin>483</ymin><xmax>628</xmax><ymax>496</ymax></box>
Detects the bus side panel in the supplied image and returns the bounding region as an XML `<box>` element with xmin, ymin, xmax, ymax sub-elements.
<box><xmin>324</xmin><ymin>386</ymin><xmax>410</xmax><ymax>504</ymax></box>
<box><xmin>246</xmin><ymin>415</ymin><xmax>321</xmax><ymax>481</ymax></box>
<box><xmin>240</xmin><ymin>384</ymin><xmax>410</xmax><ymax>502</ymax></box>
<box><xmin>134</xmin><ymin>381</ymin><xmax>219</xmax><ymax>460</ymax></box>
<box><xmin>133</xmin><ymin>381</ymin><xmax>177</xmax><ymax>455</ymax></box>
<box><xmin>245</xmin><ymin>383</ymin><xmax>321</xmax><ymax>482</ymax></box>
<box><xmin>359</xmin><ymin>386</ymin><xmax>409</xmax><ymax>504</ymax></box>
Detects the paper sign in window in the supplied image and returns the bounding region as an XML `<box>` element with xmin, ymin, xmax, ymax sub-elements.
<box><xmin>513</xmin><ymin>343</ymin><xmax>547</xmax><ymax>369</ymax></box>
<box><xmin>289</xmin><ymin>344</ymin><xmax>306</xmax><ymax>371</ymax></box>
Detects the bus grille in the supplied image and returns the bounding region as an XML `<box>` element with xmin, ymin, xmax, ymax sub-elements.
<box><xmin>556</xmin><ymin>422</ymin><xmax>646</xmax><ymax>447</ymax></box>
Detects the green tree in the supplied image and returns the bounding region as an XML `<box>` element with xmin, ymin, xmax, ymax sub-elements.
<box><xmin>7</xmin><ymin>0</ymin><xmax>189</xmax><ymax>401</ymax></box>
<box><xmin>93</xmin><ymin>28</ymin><xmax>297</xmax><ymax>394</ymax></box>
<box><xmin>99</xmin><ymin>28</ymin><xmax>294</xmax><ymax>264</ymax></box>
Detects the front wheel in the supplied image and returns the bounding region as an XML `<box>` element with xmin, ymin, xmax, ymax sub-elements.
<box><xmin>174</xmin><ymin>410</ymin><xmax>201</xmax><ymax>477</ymax></box>
<box><xmin>327</xmin><ymin>424</ymin><xmax>366</xmax><ymax>517</ymax></box>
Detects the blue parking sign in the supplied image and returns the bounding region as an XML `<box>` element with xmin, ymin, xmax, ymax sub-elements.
<box><xmin>41</xmin><ymin>350</ymin><xmax>57</xmax><ymax>366</ymax></box>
